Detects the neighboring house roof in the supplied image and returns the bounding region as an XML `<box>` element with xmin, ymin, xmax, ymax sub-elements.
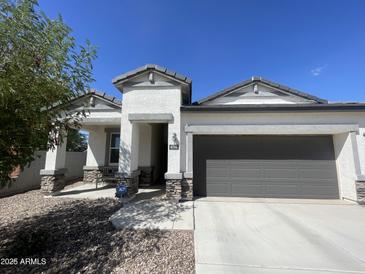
<box><xmin>50</xmin><ymin>89</ymin><xmax>122</xmax><ymax>111</ymax></box>
<box><xmin>77</xmin><ymin>89</ymin><xmax>122</xmax><ymax>107</ymax></box>
<box><xmin>181</xmin><ymin>102</ymin><xmax>365</xmax><ymax>112</ymax></box>
<box><xmin>196</xmin><ymin>76</ymin><xmax>328</xmax><ymax>105</ymax></box>
<box><xmin>112</xmin><ymin>64</ymin><xmax>192</xmax><ymax>86</ymax></box>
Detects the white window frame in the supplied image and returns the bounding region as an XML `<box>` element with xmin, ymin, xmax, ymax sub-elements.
<box><xmin>109</xmin><ymin>132</ymin><xmax>120</xmax><ymax>166</ymax></box>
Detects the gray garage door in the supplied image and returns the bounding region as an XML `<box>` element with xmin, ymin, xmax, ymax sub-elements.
<box><xmin>193</xmin><ymin>135</ymin><xmax>339</xmax><ymax>199</ymax></box>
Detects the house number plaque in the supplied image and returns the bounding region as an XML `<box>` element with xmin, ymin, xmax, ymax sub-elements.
<box><xmin>169</xmin><ymin>133</ymin><xmax>179</xmax><ymax>150</ymax></box>
<box><xmin>169</xmin><ymin>144</ymin><xmax>179</xmax><ymax>150</ymax></box>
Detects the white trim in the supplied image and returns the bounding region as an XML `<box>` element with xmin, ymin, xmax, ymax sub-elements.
<box><xmin>165</xmin><ymin>172</ymin><xmax>183</xmax><ymax>179</ymax></box>
<box><xmin>185</xmin><ymin>124</ymin><xmax>359</xmax><ymax>135</ymax></box>
<box><xmin>128</xmin><ymin>113</ymin><xmax>173</xmax><ymax>123</ymax></box>
<box><xmin>81</xmin><ymin>117</ymin><xmax>121</xmax><ymax>126</ymax></box>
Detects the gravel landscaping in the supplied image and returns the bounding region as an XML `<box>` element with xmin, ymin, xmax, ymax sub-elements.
<box><xmin>0</xmin><ymin>190</ymin><xmax>195</xmax><ymax>273</ymax></box>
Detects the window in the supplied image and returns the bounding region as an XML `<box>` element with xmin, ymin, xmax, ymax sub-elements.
<box><xmin>109</xmin><ymin>133</ymin><xmax>120</xmax><ymax>165</ymax></box>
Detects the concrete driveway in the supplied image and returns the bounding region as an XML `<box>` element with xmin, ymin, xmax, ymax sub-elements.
<box><xmin>194</xmin><ymin>198</ymin><xmax>365</xmax><ymax>274</ymax></box>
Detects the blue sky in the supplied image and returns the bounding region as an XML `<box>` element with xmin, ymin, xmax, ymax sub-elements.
<box><xmin>39</xmin><ymin>0</ymin><xmax>365</xmax><ymax>102</ymax></box>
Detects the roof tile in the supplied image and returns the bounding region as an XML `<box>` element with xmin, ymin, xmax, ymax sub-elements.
<box><xmin>112</xmin><ymin>64</ymin><xmax>192</xmax><ymax>85</ymax></box>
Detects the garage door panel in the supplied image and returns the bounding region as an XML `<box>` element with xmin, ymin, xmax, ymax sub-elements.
<box><xmin>206</xmin><ymin>167</ymin><xmax>229</xmax><ymax>178</ymax></box>
<box><xmin>206</xmin><ymin>177</ymin><xmax>231</xmax><ymax>183</ymax></box>
<box><xmin>260</xmin><ymin>161</ymin><xmax>299</xmax><ymax>168</ymax></box>
<box><xmin>229</xmin><ymin>168</ymin><xmax>263</xmax><ymax>178</ymax></box>
<box><xmin>263</xmin><ymin>168</ymin><xmax>298</xmax><ymax>179</ymax></box>
<box><xmin>260</xmin><ymin>178</ymin><xmax>301</xmax><ymax>185</ymax></box>
<box><xmin>298</xmin><ymin>185</ymin><xmax>339</xmax><ymax>198</ymax></box>
<box><xmin>194</xmin><ymin>135</ymin><xmax>339</xmax><ymax>199</ymax></box>
<box><xmin>231</xmin><ymin>184</ymin><xmax>264</xmax><ymax>197</ymax></box>
<box><xmin>263</xmin><ymin>184</ymin><xmax>300</xmax><ymax>197</ymax></box>
<box><xmin>297</xmin><ymin>169</ymin><xmax>337</xmax><ymax>180</ymax></box>
<box><xmin>296</xmin><ymin>160</ymin><xmax>335</xmax><ymax>167</ymax></box>
<box><xmin>229</xmin><ymin>178</ymin><xmax>264</xmax><ymax>184</ymax></box>
<box><xmin>207</xmin><ymin>160</ymin><xmax>228</xmax><ymax>166</ymax></box>
<box><xmin>227</xmin><ymin>160</ymin><xmax>260</xmax><ymax>168</ymax></box>
<box><xmin>206</xmin><ymin>183</ymin><xmax>230</xmax><ymax>196</ymax></box>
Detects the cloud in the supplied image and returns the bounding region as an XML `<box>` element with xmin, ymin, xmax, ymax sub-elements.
<box><xmin>310</xmin><ymin>65</ymin><xmax>327</xmax><ymax>76</ymax></box>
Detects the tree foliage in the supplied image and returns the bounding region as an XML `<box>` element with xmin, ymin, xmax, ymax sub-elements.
<box><xmin>66</xmin><ymin>129</ymin><xmax>88</xmax><ymax>152</ymax></box>
<box><xmin>0</xmin><ymin>0</ymin><xmax>96</xmax><ymax>186</ymax></box>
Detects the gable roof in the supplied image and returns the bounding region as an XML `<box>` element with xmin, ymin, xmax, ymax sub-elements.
<box><xmin>78</xmin><ymin>89</ymin><xmax>122</xmax><ymax>107</ymax></box>
<box><xmin>51</xmin><ymin>89</ymin><xmax>122</xmax><ymax>111</ymax></box>
<box><xmin>112</xmin><ymin>64</ymin><xmax>192</xmax><ymax>86</ymax></box>
<box><xmin>196</xmin><ymin>76</ymin><xmax>328</xmax><ymax>105</ymax></box>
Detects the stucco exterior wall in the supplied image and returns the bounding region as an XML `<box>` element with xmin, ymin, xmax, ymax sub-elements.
<box><xmin>84</xmin><ymin>110</ymin><xmax>121</xmax><ymax>119</ymax></box>
<box><xmin>333</xmin><ymin>133</ymin><xmax>359</xmax><ymax>201</ymax></box>
<box><xmin>119</xmin><ymin>86</ymin><xmax>182</xmax><ymax>176</ymax></box>
<box><xmin>357</xmin><ymin>128</ymin><xmax>365</xmax><ymax>174</ymax></box>
<box><xmin>65</xmin><ymin>152</ymin><xmax>87</xmax><ymax>180</ymax></box>
<box><xmin>45</xmin><ymin>137</ymin><xmax>67</xmax><ymax>170</ymax></box>
<box><xmin>86</xmin><ymin>126</ymin><xmax>107</xmax><ymax>167</ymax></box>
<box><xmin>138</xmin><ymin>124</ymin><xmax>152</xmax><ymax>167</ymax></box>
<box><xmin>130</xmin><ymin>123</ymin><xmax>140</xmax><ymax>171</ymax></box>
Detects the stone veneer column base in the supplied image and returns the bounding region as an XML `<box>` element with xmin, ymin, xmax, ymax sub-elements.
<box><xmin>40</xmin><ymin>173</ymin><xmax>66</xmax><ymax>194</ymax></box>
<box><xmin>83</xmin><ymin>168</ymin><xmax>103</xmax><ymax>184</ymax></box>
<box><xmin>356</xmin><ymin>181</ymin><xmax>365</xmax><ymax>204</ymax></box>
<box><xmin>181</xmin><ymin>179</ymin><xmax>193</xmax><ymax>201</ymax></box>
<box><xmin>139</xmin><ymin>166</ymin><xmax>154</xmax><ymax>186</ymax></box>
<box><xmin>120</xmin><ymin>170</ymin><xmax>140</xmax><ymax>195</ymax></box>
<box><xmin>166</xmin><ymin>179</ymin><xmax>182</xmax><ymax>201</ymax></box>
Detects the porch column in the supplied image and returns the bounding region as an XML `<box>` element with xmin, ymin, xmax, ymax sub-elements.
<box><xmin>165</xmin><ymin>121</ymin><xmax>191</xmax><ymax>201</ymax></box>
<box><xmin>350</xmin><ymin>131</ymin><xmax>365</xmax><ymax>204</ymax></box>
<box><xmin>119</xmin><ymin>118</ymin><xmax>140</xmax><ymax>194</ymax></box>
<box><xmin>181</xmin><ymin>132</ymin><xmax>193</xmax><ymax>201</ymax></box>
<box><xmin>185</xmin><ymin>132</ymin><xmax>193</xmax><ymax>176</ymax></box>
<box><xmin>40</xmin><ymin>134</ymin><xmax>67</xmax><ymax>194</ymax></box>
<box><xmin>166</xmin><ymin>123</ymin><xmax>181</xmax><ymax>175</ymax></box>
<box><xmin>333</xmin><ymin>131</ymin><xmax>365</xmax><ymax>204</ymax></box>
<box><xmin>83</xmin><ymin>126</ymin><xmax>106</xmax><ymax>184</ymax></box>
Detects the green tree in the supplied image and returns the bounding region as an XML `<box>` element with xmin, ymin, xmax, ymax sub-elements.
<box><xmin>66</xmin><ymin>129</ymin><xmax>88</xmax><ymax>152</ymax></box>
<box><xmin>0</xmin><ymin>0</ymin><xmax>96</xmax><ymax>186</ymax></box>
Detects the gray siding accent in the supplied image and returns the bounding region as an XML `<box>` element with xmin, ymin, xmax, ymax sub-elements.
<box><xmin>193</xmin><ymin>135</ymin><xmax>339</xmax><ymax>199</ymax></box>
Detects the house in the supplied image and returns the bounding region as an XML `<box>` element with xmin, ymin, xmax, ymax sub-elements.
<box><xmin>40</xmin><ymin>64</ymin><xmax>365</xmax><ymax>204</ymax></box>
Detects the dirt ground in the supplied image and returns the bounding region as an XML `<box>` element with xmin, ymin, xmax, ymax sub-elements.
<box><xmin>0</xmin><ymin>190</ymin><xmax>195</xmax><ymax>273</ymax></box>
